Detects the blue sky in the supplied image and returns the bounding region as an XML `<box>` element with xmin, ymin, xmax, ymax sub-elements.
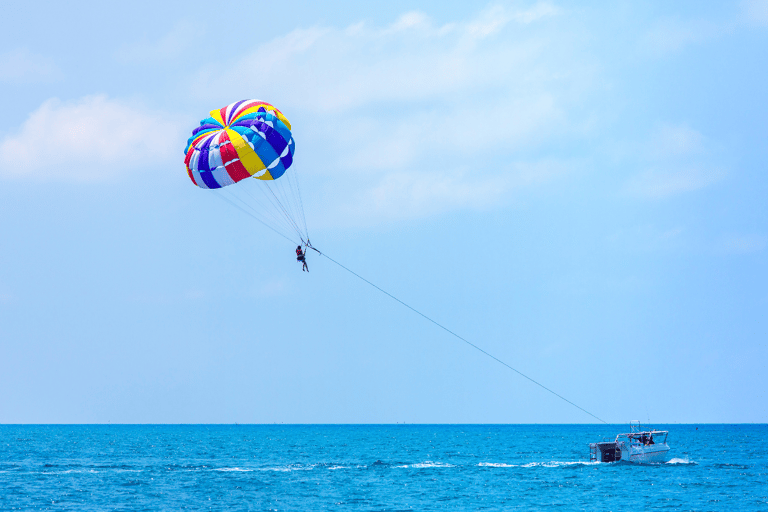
<box><xmin>1</xmin><ymin>0</ymin><xmax>766</xmax><ymax>424</ymax></box>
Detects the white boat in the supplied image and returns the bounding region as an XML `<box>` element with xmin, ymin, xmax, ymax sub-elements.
<box><xmin>589</xmin><ymin>421</ymin><xmax>670</xmax><ymax>463</ymax></box>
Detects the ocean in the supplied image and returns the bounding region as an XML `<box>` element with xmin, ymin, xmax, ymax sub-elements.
<box><xmin>1</xmin><ymin>424</ymin><xmax>765</xmax><ymax>511</ymax></box>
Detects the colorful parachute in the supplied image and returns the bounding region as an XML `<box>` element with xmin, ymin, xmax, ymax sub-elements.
<box><xmin>184</xmin><ymin>100</ymin><xmax>294</xmax><ymax>188</ymax></box>
<box><xmin>184</xmin><ymin>100</ymin><xmax>308</xmax><ymax>243</ymax></box>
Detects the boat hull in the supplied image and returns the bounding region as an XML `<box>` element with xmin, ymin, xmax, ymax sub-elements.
<box><xmin>620</xmin><ymin>443</ymin><xmax>670</xmax><ymax>463</ymax></box>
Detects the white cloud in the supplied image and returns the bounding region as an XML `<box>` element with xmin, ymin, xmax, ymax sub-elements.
<box><xmin>624</xmin><ymin>124</ymin><xmax>725</xmax><ymax>199</ymax></box>
<box><xmin>0</xmin><ymin>48</ymin><xmax>61</xmax><ymax>83</ymax></box>
<box><xmin>388</xmin><ymin>11</ymin><xmax>432</xmax><ymax>33</ymax></box>
<box><xmin>467</xmin><ymin>2</ymin><xmax>559</xmax><ymax>37</ymax></box>
<box><xmin>626</xmin><ymin>167</ymin><xmax>723</xmax><ymax>199</ymax></box>
<box><xmin>0</xmin><ymin>95</ymin><xmax>182</xmax><ymax>181</ymax></box>
<box><xmin>187</xmin><ymin>2</ymin><xmax>578</xmax><ymax>224</ymax></box>
<box><xmin>190</xmin><ymin>2</ymin><xmax>563</xmax><ymax>113</ymax></box>
<box><xmin>648</xmin><ymin>124</ymin><xmax>705</xmax><ymax>158</ymax></box>
<box><xmin>332</xmin><ymin>93</ymin><xmax>562</xmax><ymax>174</ymax></box>
<box><xmin>320</xmin><ymin>158</ymin><xmax>574</xmax><ymax>226</ymax></box>
<box><xmin>337</xmin><ymin>170</ymin><xmax>507</xmax><ymax>223</ymax></box>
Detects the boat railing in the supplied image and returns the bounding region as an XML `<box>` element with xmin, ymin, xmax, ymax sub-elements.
<box><xmin>616</xmin><ymin>430</ymin><xmax>668</xmax><ymax>446</ymax></box>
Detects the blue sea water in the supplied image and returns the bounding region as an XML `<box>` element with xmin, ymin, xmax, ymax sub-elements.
<box><xmin>1</xmin><ymin>424</ymin><xmax>765</xmax><ymax>511</ymax></box>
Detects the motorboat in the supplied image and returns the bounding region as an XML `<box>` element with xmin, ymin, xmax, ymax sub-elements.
<box><xmin>589</xmin><ymin>421</ymin><xmax>670</xmax><ymax>463</ymax></box>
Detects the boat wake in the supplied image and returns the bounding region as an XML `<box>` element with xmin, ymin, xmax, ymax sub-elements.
<box><xmin>479</xmin><ymin>461</ymin><xmax>599</xmax><ymax>468</ymax></box>
<box><xmin>666</xmin><ymin>458</ymin><xmax>696</xmax><ymax>465</ymax></box>
<box><xmin>395</xmin><ymin>461</ymin><xmax>455</xmax><ymax>469</ymax></box>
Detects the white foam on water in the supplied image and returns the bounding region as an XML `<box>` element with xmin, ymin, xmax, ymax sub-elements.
<box><xmin>478</xmin><ymin>462</ymin><xmax>517</xmax><ymax>467</ymax></box>
<box><xmin>520</xmin><ymin>461</ymin><xmax>599</xmax><ymax>468</ymax></box>
<box><xmin>666</xmin><ymin>458</ymin><xmax>695</xmax><ymax>465</ymax></box>
<box><xmin>256</xmin><ymin>465</ymin><xmax>314</xmax><ymax>472</ymax></box>
<box><xmin>40</xmin><ymin>469</ymin><xmax>102</xmax><ymax>475</ymax></box>
<box><xmin>213</xmin><ymin>467</ymin><xmax>254</xmax><ymax>472</ymax></box>
<box><xmin>396</xmin><ymin>461</ymin><xmax>454</xmax><ymax>469</ymax></box>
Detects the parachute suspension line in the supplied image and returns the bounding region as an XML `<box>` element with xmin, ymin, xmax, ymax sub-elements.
<box><xmin>264</xmin><ymin>181</ymin><xmax>304</xmax><ymax>240</ymax></box>
<box><xmin>212</xmin><ymin>189</ymin><xmax>299</xmax><ymax>246</ymax></box>
<box><xmin>246</xmin><ymin>174</ymin><xmax>305</xmax><ymax>242</ymax></box>
<box><xmin>279</xmin><ymin>169</ymin><xmax>308</xmax><ymax>241</ymax></box>
<box><xmin>266</xmin><ymin>178</ymin><xmax>303</xmax><ymax>239</ymax></box>
<box><xmin>243</xmin><ymin>179</ymin><xmax>302</xmax><ymax>240</ymax></box>
<box><xmin>318</xmin><ymin>251</ymin><xmax>608</xmax><ymax>425</ymax></box>
<box><xmin>222</xmin><ymin>185</ymin><xmax>297</xmax><ymax>242</ymax></box>
<box><xmin>230</xmin><ymin>182</ymin><xmax>290</xmax><ymax>234</ymax></box>
<box><xmin>277</xmin><ymin>164</ymin><xmax>307</xmax><ymax>239</ymax></box>
<box><xmin>239</xmin><ymin>180</ymin><xmax>300</xmax><ymax>240</ymax></box>
<box><xmin>275</xmin><ymin>170</ymin><xmax>306</xmax><ymax>238</ymax></box>
<box><xmin>290</xmin><ymin>167</ymin><xmax>309</xmax><ymax>240</ymax></box>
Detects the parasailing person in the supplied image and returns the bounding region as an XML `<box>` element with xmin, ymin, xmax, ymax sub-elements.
<box><xmin>296</xmin><ymin>245</ymin><xmax>308</xmax><ymax>272</ymax></box>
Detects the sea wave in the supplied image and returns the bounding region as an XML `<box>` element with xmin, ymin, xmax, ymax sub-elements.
<box><xmin>395</xmin><ymin>461</ymin><xmax>455</xmax><ymax>469</ymax></box>
<box><xmin>41</xmin><ymin>469</ymin><xmax>101</xmax><ymax>475</ymax></box>
<box><xmin>520</xmin><ymin>461</ymin><xmax>599</xmax><ymax>468</ymax></box>
<box><xmin>667</xmin><ymin>458</ymin><xmax>697</xmax><ymax>465</ymax></box>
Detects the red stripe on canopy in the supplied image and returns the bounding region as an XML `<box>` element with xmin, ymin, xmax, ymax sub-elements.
<box><xmin>218</xmin><ymin>131</ymin><xmax>251</xmax><ymax>182</ymax></box>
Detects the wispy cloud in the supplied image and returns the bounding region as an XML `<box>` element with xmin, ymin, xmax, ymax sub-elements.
<box><xmin>648</xmin><ymin>124</ymin><xmax>705</xmax><ymax>158</ymax></box>
<box><xmin>0</xmin><ymin>48</ymin><xmax>61</xmax><ymax>83</ymax></box>
<box><xmin>626</xmin><ymin>167</ymin><xmax>723</xmax><ymax>199</ymax></box>
<box><xmin>638</xmin><ymin>18</ymin><xmax>726</xmax><ymax>56</ymax></box>
<box><xmin>192</xmin><ymin>2</ymin><xmax>562</xmax><ymax>113</ymax></box>
<box><xmin>117</xmin><ymin>20</ymin><xmax>201</xmax><ymax>62</ymax></box>
<box><xmin>722</xmin><ymin>233</ymin><xmax>767</xmax><ymax>254</ymax></box>
<box><xmin>638</xmin><ymin>2</ymin><xmax>767</xmax><ymax>56</ymax></box>
<box><xmin>0</xmin><ymin>95</ymin><xmax>182</xmax><ymax>181</ymax></box>
<box><xmin>188</xmin><ymin>2</ymin><xmax>578</xmax><ymax>224</ymax></box>
<box><xmin>336</xmin><ymin>170</ymin><xmax>508</xmax><ymax>223</ymax></box>
<box><xmin>252</xmin><ymin>279</ymin><xmax>287</xmax><ymax>297</ymax></box>
<box><xmin>321</xmin><ymin>158</ymin><xmax>575</xmax><ymax>226</ymax></box>
<box><xmin>607</xmin><ymin>224</ymin><xmax>687</xmax><ymax>254</ymax></box>
<box><xmin>624</xmin><ymin>124</ymin><xmax>725</xmax><ymax>199</ymax></box>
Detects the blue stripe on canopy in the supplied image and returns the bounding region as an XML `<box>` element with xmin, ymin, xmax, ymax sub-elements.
<box><xmin>195</xmin><ymin>135</ymin><xmax>215</xmax><ymax>173</ymax></box>
<box><xmin>199</xmin><ymin>171</ymin><xmax>221</xmax><ymax>189</ymax></box>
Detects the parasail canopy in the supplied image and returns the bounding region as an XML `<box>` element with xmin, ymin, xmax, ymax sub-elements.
<box><xmin>184</xmin><ymin>100</ymin><xmax>308</xmax><ymax>244</ymax></box>
<box><xmin>184</xmin><ymin>99</ymin><xmax>294</xmax><ymax>188</ymax></box>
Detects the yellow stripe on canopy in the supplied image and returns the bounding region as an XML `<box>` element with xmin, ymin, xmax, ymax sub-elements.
<box><xmin>272</xmin><ymin>110</ymin><xmax>291</xmax><ymax>131</ymax></box>
<box><xmin>209</xmin><ymin>109</ymin><xmax>226</xmax><ymax>126</ymax></box>
<box><xmin>225</xmin><ymin>128</ymin><xmax>273</xmax><ymax>180</ymax></box>
<box><xmin>255</xmin><ymin>169</ymin><xmax>275</xmax><ymax>180</ymax></box>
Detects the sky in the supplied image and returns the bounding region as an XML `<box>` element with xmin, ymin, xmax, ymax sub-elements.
<box><xmin>0</xmin><ymin>0</ymin><xmax>766</xmax><ymax>424</ymax></box>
